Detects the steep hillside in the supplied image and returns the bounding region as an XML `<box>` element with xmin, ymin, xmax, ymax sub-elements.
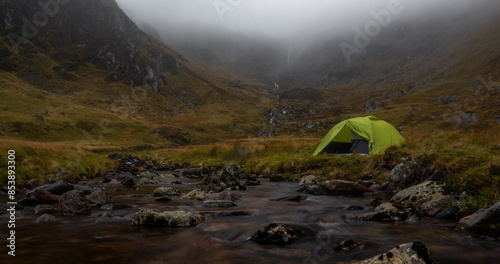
<box><xmin>262</xmin><ymin>2</ymin><xmax>500</xmax><ymax>138</ymax></box>
<box><xmin>0</xmin><ymin>0</ymin><xmax>273</xmax><ymax>144</ymax></box>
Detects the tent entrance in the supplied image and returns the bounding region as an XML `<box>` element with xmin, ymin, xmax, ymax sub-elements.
<box><xmin>323</xmin><ymin>129</ymin><xmax>369</xmax><ymax>154</ymax></box>
<box><xmin>349</xmin><ymin>131</ymin><xmax>369</xmax><ymax>154</ymax></box>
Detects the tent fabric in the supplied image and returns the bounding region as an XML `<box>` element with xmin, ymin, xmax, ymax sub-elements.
<box><xmin>312</xmin><ymin>116</ymin><xmax>405</xmax><ymax>156</ymax></box>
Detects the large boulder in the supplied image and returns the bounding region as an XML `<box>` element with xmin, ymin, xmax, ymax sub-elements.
<box><xmin>459</xmin><ymin>200</ymin><xmax>500</xmax><ymax>226</ymax></box>
<box><xmin>357</xmin><ymin>242</ymin><xmax>434</xmax><ymax>264</ymax></box>
<box><xmin>132</xmin><ymin>209</ymin><xmax>204</xmax><ymax>227</ymax></box>
<box><xmin>153</xmin><ymin>187</ymin><xmax>181</xmax><ymax>197</ymax></box>
<box><xmin>86</xmin><ymin>188</ymin><xmax>114</xmax><ymax>207</ymax></box>
<box><xmin>354</xmin><ymin>203</ymin><xmax>412</xmax><ymax>222</ymax></box>
<box><xmin>322</xmin><ymin>180</ymin><xmax>374</xmax><ymax>195</ymax></box>
<box><xmin>250</xmin><ymin>223</ymin><xmax>312</xmax><ymax>244</ymax></box>
<box><xmin>58</xmin><ymin>190</ymin><xmax>91</xmax><ymax>215</ymax></box>
<box><xmin>390</xmin><ymin>181</ymin><xmax>445</xmax><ymax>209</ymax></box>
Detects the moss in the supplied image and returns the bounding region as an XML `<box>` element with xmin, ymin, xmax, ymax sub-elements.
<box><xmin>412</xmin><ymin>242</ymin><xmax>434</xmax><ymax>264</ymax></box>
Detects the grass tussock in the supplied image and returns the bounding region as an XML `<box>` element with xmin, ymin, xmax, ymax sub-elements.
<box><xmin>0</xmin><ymin>139</ymin><xmax>116</xmax><ymax>185</ymax></box>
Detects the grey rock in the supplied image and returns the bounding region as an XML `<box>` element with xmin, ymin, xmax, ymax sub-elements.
<box><xmin>201</xmin><ymin>163</ymin><xmax>241</xmax><ymax>192</ymax></box>
<box><xmin>356</xmin><ymin>242</ymin><xmax>434</xmax><ymax>264</ymax></box>
<box><xmin>250</xmin><ymin>223</ymin><xmax>311</xmax><ymax>244</ymax></box>
<box><xmin>436</xmin><ymin>201</ymin><xmax>475</xmax><ymax>220</ymax></box>
<box><xmin>459</xmin><ymin>200</ymin><xmax>500</xmax><ymax>226</ymax></box>
<box><xmin>182</xmin><ymin>189</ymin><xmax>206</xmax><ymax>200</ymax></box>
<box><xmin>354</xmin><ymin>203</ymin><xmax>412</xmax><ymax>221</ymax></box>
<box><xmin>322</xmin><ymin>180</ymin><xmax>374</xmax><ymax>195</ymax></box>
<box><xmin>390</xmin><ymin>181</ymin><xmax>445</xmax><ymax>208</ymax></box>
<box><xmin>38</xmin><ymin>181</ymin><xmax>74</xmax><ymax>195</ymax></box>
<box><xmin>87</xmin><ymin>188</ymin><xmax>114</xmax><ymax>207</ymax></box>
<box><xmin>153</xmin><ymin>187</ymin><xmax>180</xmax><ymax>197</ymax></box>
<box><xmin>203</xmin><ymin>200</ymin><xmax>236</xmax><ymax>207</ymax></box>
<box><xmin>420</xmin><ymin>196</ymin><xmax>456</xmax><ymax>217</ymax></box>
<box><xmin>132</xmin><ymin>209</ymin><xmax>204</xmax><ymax>227</ymax></box>
<box><xmin>300</xmin><ymin>184</ymin><xmax>326</xmax><ymax>195</ymax></box>
<box><xmin>299</xmin><ymin>175</ymin><xmax>318</xmax><ymax>186</ymax></box>
<box><xmin>59</xmin><ymin>190</ymin><xmax>91</xmax><ymax>215</ymax></box>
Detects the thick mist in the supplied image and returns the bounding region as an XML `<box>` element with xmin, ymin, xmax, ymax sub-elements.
<box><xmin>116</xmin><ymin>0</ymin><xmax>474</xmax><ymax>41</ymax></box>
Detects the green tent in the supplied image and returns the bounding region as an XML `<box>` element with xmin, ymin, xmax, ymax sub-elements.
<box><xmin>312</xmin><ymin>116</ymin><xmax>405</xmax><ymax>156</ymax></box>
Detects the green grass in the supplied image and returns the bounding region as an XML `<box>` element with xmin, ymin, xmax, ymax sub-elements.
<box><xmin>0</xmin><ymin>139</ymin><xmax>117</xmax><ymax>185</ymax></box>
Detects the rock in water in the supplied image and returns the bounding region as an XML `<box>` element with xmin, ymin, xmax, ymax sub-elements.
<box><xmin>33</xmin><ymin>205</ymin><xmax>58</xmax><ymax>215</ymax></box>
<box><xmin>33</xmin><ymin>189</ymin><xmax>59</xmax><ymax>204</ymax></box>
<box><xmin>182</xmin><ymin>189</ymin><xmax>206</xmax><ymax>200</ymax></box>
<box><xmin>39</xmin><ymin>181</ymin><xmax>74</xmax><ymax>195</ymax></box>
<box><xmin>250</xmin><ymin>223</ymin><xmax>311</xmax><ymax>244</ymax></box>
<box><xmin>323</xmin><ymin>180</ymin><xmax>374</xmax><ymax>195</ymax></box>
<box><xmin>87</xmin><ymin>188</ymin><xmax>114</xmax><ymax>207</ymax></box>
<box><xmin>420</xmin><ymin>196</ymin><xmax>456</xmax><ymax>217</ymax></box>
<box><xmin>201</xmin><ymin>162</ymin><xmax>241</xmax><ymax>192</ymax></box>
<box><xmin>132</xmin><ymin>209</ymin><xmax>204</xmax><ymax>227</ymax></box>
<box><xmin>153</xmin><ymin>187</ymin><xmax>181</xmax><ymax>197</ymax></box>
<box><xmin>154</xmin><ymin>196</ymin><xmax>172</xmax><ymax>202</ymax></box>
<box><xmin>276</xmin><ymin>195</ymin><xmax>306</xmax><ymax>202</ymax></box>
<box><xmin>390</xmin><ymin>181</ymin><xmax>445</xmax><ymax>208</ymax></box>
<box><xmin>59</xmin><ymin>190</ymin><xmax>91</xmax><ymax>215</ymax></box>
<box><xmin>354</xmin><ymin>203</ymin><xmax>412</xmax><ymax>222</ymax></box>
<box><xmin>459</xmin><ymin>200</ymin><xmax>500</xmax><ymax>226</ymax></box>
<box><xmin>299</xmin><ymin>175</ymin><xmax>318</xmax><ymax>186</ymax></box>
<box><xmin>357</xmin><ymin>242</ymin><xmax>434</xmax><ymax>264</ymax></box>
<box><xmin>203</xmin><ymin>200</ymin><xmax>236</xmax><ymax>208</ymax></box>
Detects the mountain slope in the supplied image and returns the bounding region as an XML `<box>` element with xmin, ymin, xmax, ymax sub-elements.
<box><xmin>0</xmin><ymin>0</ymin><xmax>273</xmax><ymax>144</ymax></box>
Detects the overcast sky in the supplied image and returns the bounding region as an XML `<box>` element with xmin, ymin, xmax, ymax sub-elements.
<box><xmin>116</xmin><ymin>0</ymin><xmax>476</xmax><ymax>38</ymax></box>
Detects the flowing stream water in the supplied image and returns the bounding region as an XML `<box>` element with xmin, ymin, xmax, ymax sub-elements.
<box><xmin>1</xmin><ymin>176</ymin><xmax>499</xmax><ymax>264</ymax></box>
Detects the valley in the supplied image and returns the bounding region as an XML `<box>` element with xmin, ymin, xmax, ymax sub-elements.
<box><xmin>0</xmin><ymin>0</ymin><xmax>499</xmax><ymax>263</ymax></box>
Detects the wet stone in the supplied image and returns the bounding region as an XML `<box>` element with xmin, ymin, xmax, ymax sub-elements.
<box><xmin>250</xmin><ymin>223</ymin><xmax>312</xmax><ymax>245</ymax></box>
<box><xmin>132</xmin><ymin>209</ymin><xmax>204</xmax><ymax>227</ymax></box>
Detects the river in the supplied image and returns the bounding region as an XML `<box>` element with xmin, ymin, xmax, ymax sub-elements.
<box><xmin>1</xmin><ymin>176</ymin><xmax>499</xmax><ymax>263</ymax></box>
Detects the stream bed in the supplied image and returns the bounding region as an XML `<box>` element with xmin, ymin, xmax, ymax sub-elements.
<box><xmin>1</xmin><ymin>177</ymin><xmax>499</xmax><ymax>263</ymax></box>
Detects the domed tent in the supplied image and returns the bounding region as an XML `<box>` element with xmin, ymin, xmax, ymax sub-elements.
<box><xmin>312</xmin><ymin>116</ymin><xmax>405</xmax><ymax>156</ymax></box>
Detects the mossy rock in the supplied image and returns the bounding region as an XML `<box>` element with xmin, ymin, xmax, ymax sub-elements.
<box><xmin>132</xmin><ymin>209</ymin><xmax>204</xmax><ymax>227</ymax></box>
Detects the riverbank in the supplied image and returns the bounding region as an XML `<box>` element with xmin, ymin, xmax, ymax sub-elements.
<box><xmin>1</xmin><ymin>158</ymin><xmax>499</xmax><ymax>263</ymax></box>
